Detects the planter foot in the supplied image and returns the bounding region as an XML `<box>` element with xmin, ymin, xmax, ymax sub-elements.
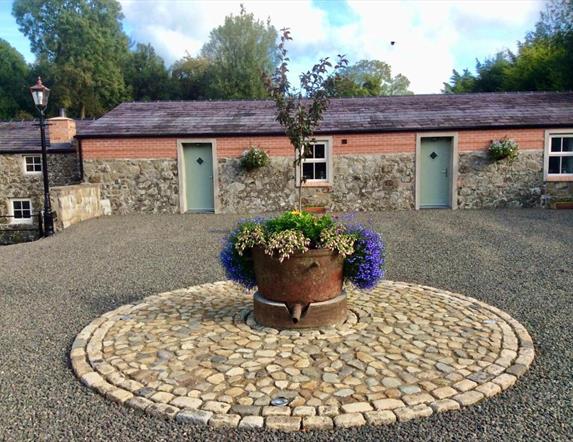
<box><xmin>253</xmin><ymin>291</ymin><xmax>347</xmax><ymax>329</ymax></box>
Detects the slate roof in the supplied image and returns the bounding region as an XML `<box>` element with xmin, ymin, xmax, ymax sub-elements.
<box><xmin>77</xmin><ymin>92</ymin><xmax>573</xmax><ymax>139</ymax></box>
<box><xmin>0</xmin><ymin>120</ymin><xmax>92</xmax><ymax>153</ymax></box>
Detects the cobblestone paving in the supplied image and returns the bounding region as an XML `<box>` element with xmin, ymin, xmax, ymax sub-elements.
<box><xmin>72</xmin><ymin>280</ymin><xmax>534</xmax><ymax>432</ymax></box>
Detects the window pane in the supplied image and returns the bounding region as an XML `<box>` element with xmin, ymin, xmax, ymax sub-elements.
<box><xmin>562</xmin><ymin>156</ymin><xmax>573</xmax><ymax>174</ymax></box>
<box><xmin>302</xmin><ymin>146</ymin><xmax>313</xmax><ymax>159</ymax></box>
<box><xmin>25</xmin><ymin>156</ymin><xmax>42</xmax><ymax>172</ymax></box>
<box><xmin>315</xmin><ymin>162</ymin><xmax>327</xmax><ymax>179</ymax></box>
<box><xmin>563</xmin><ymin>137</ymin><xmax>573</xmax><ymax>152</ymax></box>
<box><xmin>22</xmin><ymin>201</ymin><xmax>31</xmax><ymax>210</ymax></box>
<box><xmin>302</xmin><ymin>163</ymin><xmax>314</xmax><ymax>179</ymax></box>
<box><xmin>548</xmin><ymin>156</ymin><xmax>560</xmax><ymax>174</ymax></box>
<box><xmin>22</xmin><ymin>209</ymin><xmax>31</xmax><ymax>218</ymax></box>
<box><xmin>13</xmin><ymin>201</ymin><xmax>22</xmax><ymax>210</ymax></box>
<box><xmin>314</xmin><ymin>144</ymin><xmax>325</xmax><ymax>159</ymax></box>
<box><xmin>551</xmin><ymin>137</ymin><xmax>562</xmax><ymax>152</ymax></box>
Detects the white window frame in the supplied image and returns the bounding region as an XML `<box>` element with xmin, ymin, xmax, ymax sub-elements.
<box><xmin>296</xmin><ymin>137</ymin><xmax>333</xmax><ymax>187</ymax></box>
<box><xmin>8</xmin><ymin>199</ymin><xmax>34</xmax><ymax>225</ymax></box>
<box><xmin>23</xmin><ymin>155</ymin><xmax>43</xmax><ymax>175</ymax></box>
<box><xmin>544</xmin><ymin>129</ymin><xmax>573</xmax><ymax>181</ymax></box>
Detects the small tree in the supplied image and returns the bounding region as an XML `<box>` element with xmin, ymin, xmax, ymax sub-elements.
<box><xmin>264</xmin><ymin>29</ymin><xmax>347</xmax><ymax>211</ymax></box>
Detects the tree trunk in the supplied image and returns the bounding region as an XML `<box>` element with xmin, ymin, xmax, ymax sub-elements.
<box><xmin>298</xmin><ymin>157</ymin><xmax>303</xmax><ymax>211</ymax></box>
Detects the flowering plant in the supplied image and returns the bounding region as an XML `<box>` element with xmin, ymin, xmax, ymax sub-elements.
<box><xmin>220</xmin><ymin>211</ymin><xmax>384</xmax><ymax>290</ymax></box>
<box><xmin>240</xmin><ymin>145</ymin><xmax>270</xmax><ymax>171</ymax></box>
<box><xmin>489</xmin><ymin>137</ymin><xmax>519</xmax><ymax>161</ymax></box>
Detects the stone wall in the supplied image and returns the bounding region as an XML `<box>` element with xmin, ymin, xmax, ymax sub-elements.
<box><xmin>51</xmin><ymin>183</ymin><xmax>104</xmax><ymax>230</ymax></box>
<box><xmin>84</xmin><ymin>159</ymin><xmax>179</xmax><ymax>214</ymax></box>
<box><xmin>218</xmin><ymin>153</ymin><xmax>415</xmax><ymax>213</ymax></box>
<box><xmin>0</xmin><ymin>152</ymin><xmax>81</xmax><ymax>220</ymax></box>
<box><xmin>47</xmin><ymin>152</ymin><xmax>82</xmax><ymax>185</ymax></box>
<box><xmin>0</xmin><ymin>226</ymin><xmax>39</xmax><ymax>246</ymax></box>
<box><xmin>82</xmin><ymin>150</ymin><xmax>561</xmax><ymax>214</ymax></box>
<box><xmin>544</xmin><ymin>182</ymin><xmax>573</xmax><ymax>206</ymax></box>
<box><xmin>457</xmin><ymin>150</ymin><xmax>544</xmax><ymax>208</ymax></box>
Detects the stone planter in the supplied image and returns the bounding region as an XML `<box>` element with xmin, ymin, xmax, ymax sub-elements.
<box><xmin>252</xmin><ymin>247</ymin><xmax>347</xmax><ymax>328</ymax></box>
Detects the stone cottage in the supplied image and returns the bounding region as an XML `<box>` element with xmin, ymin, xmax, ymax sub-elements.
<box><xmin>76</xmin><ymin>92</ymin><xmax>573</xmax><ymax>214</ymax></box>
<box><xmin>0</xmin><ymin>116</ymin><xmax>85</xmax><ymax>242</ymax></box>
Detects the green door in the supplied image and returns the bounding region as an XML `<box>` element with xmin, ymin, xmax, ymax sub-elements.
<box><xmin>183</xmin><ymin>143</ymin><xmax>214</xmax><ymax>212</ymax></box>
<box><xmin>420</xmin><ymin>138</ymin><xmax>452</xmax><ymax>208</ymax></box>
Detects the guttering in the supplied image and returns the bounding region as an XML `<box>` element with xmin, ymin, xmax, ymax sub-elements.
<box><xmin>75</xmin><ymin>122</ymin><xmax>573</xmax><ymax>140</ymax></box>
<box><xmin>77</xmin><ymin>137</ymin><xmax>84</xmax><ymax>181</ymax></box>
<box><xmin>0</xmin><ymin>147</ymin><xmax>75</xmax><ymax>154</ymax></box>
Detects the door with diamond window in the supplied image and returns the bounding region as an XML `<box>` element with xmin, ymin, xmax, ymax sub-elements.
<box><xmin>183</xmin><ymin>143</ymin><xmax>214</xmax><ymax>212</ymax></box>
<box><xmin>420</xmin><ymin>137</ymin><xmax>452</xmax><ymax>208</ymax></box>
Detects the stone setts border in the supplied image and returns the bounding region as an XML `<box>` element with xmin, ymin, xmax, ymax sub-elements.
<box><xmin>71</xmin><ymin>281</ymin><xmax>534</xmax><ymax>432</ymax></box>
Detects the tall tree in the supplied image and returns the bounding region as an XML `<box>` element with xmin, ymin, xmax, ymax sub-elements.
<box><xmin>0</xmin><ymin>39</ymin><xmax>31</xmax><ymax>119</ymax></box>
<box><xmin>327</xmin><ymin>59</ymin><xmax>412</xmax><ymax>97</ymax></box>
<box><xmin>264</xmin><ymin>29</ymin><xmax>347</xmax><ymax>210</ymax></box>
<box><xmin>199</xmin><ymin>6</ymin><xmax>279</xmax><ymax>99</ymax></box>
<box><xmin>442</xmin><ymin>69</ymin><xmax>476</xmax><ymax>94</ymax></box>
<box><xmin>13</xmin><ymin>0</ymin><xmax>130</xmax><ymax>118</ymax></box>
<box><xmin>171</xmin><ymin>55</ymin><xmax>212</xmax><ymax>100</ymax></box>
<box><xmin>443</xmin><ymin>0</ymin><xmax>573</xmax><ymax>93</ymax></box>
<box><xmin>124</xmin><ymin>43</ymin><xmax>171</xmax><ymax>101</ymax></box>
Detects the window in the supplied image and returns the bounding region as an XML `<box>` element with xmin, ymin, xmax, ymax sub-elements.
<box><xmin>24</xmin><ymin>155</ymin><xmax>42</xmax><ymax>173</ymax></box>
<box><xmin>546</xmin><ymin>132</ymin><xmax>573</xmax><ymax>179</ymax></box>
<box><xmin>299</xmin><ymin>140</ymin><xmax>332</xmax><ymax>185</ymax></box>
<box><xmin>9</xmin><ymin>199</ymin><xmax>33</xmax><ymax>224</ymax></box>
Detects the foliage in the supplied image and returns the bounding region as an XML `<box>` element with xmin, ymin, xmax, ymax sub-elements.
<box><xmin>124</xmin><ymin>43</ymin><xmax>171</xmax><ymax>101</ymax></box>
<box><xmin>443</xmin><ymin>0</ymin><xmax>573</xmax><ymax>93</ymax></box>
<box><xmin>343</xmin><ymin>223</ymin><xmax>385</xmax><ymax>290</ymax></box>
<box><xmin>240</xmin><ymin>146</ymin><xmax>270</xmax><ymax>171</ymax></box>
<box><xmin>319</xmin><ymin>225</ymin><xmax>356</xmax><ymax>258</ymax></box>
<box><xmin>199</xmin><ymin>5</ymin><xmax>278</xmax><ymax>99</ymax></box>
<box><xmin>326</xmin><ymin>59</ymin><xmax>412</xmax><ymax>97</ymax></box>
<box><xmin>171</xmin><ymin>55</ymin><xmax>212</xmax><ymax>100</ymax></box>
<box><xmin>220</xmin><ymin>224</ymin><xmax>258</xmax><ymax>289</ymax></box>
<box><xmin>0</xmin><ymin>39</ymin><xmax>31</xmax><ymax>119</ymax></box>
<box><xmin>264</xmin><ymin>229</ymin><xmax>311</xmax><ymax>262</ymax></box>
<box><xmin>265</xmin><ymin>210</ymin><xmax>334</xmax><ymax>244</ymax></box>
<box><xmin>489</xmin><ymin>137</ymin><xmax>519</xmax><ymax>161</ymax></box>
<box><xmin>13</xmin><ymin>0</ymin><xmax>131</xmax><ymax>119</ymax></box>
<box><xmin>264</xmin><ymin>29</ymin><xmax>348</xmax><ymax>211</ymax></box>
<box><xmin>220</xmin><ymin>211</ymin><xmax>385</xmax><ymax>290</ymax></box>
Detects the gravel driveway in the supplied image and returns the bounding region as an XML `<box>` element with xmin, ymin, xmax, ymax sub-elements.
<box><xmin>0</xmin><ymin>209</ymin><xmax>571</xmax><ymax>441</ymax></box>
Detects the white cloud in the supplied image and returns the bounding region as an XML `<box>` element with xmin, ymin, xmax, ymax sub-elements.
<box><xmin>119</xmin><ymin>0</ymin><xmax>543</xmax><ymax>93</ymax></box>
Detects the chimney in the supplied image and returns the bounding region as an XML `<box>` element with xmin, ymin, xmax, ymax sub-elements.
<box><xmin>48</xmin><ymin>110</ymin><xmax>76</xmax><ymax>144</ymax></box>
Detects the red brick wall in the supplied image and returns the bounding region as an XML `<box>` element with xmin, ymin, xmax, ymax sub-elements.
<box><xmin>82</xmin><ymin>138</ymin><xmax>178</xmax><ymax>159</ymax></box>
<box><xmin>458</xmin><ymin>129</ymin><xmax>544</xmax><ymax>152</ymax></box>
<box><xmin>81</xmin><ymin>128</ymin><xmax>546</xmax><ymax>160</ymax></box>
<box><xmin>48</xmin><ymin>117</ymin><xmax>76</xmax><ymax>144</ymax></box>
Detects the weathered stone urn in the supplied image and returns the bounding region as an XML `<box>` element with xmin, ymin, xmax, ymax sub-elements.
<box><xmin>252</xmin><ymin>247</ymin><xmax>347</xmax><ymax>329</ymax></box>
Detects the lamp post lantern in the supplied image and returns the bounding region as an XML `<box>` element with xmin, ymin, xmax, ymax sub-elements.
<box><xmin>30</xmin><ymin>77</ymin><xmax>54</xmax><ymax>237</ymax></box>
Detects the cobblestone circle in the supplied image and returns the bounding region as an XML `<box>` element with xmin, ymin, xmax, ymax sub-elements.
<box><xmin>71</xmin><ymin>281</ymin><xmax>534</xmax><ymax>432</ymax></box>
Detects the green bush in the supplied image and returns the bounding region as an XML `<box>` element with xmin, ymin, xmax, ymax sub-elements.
<box><xmin>265</xmin><ymin>210</ymin><xmax>334</xmax><ymax>244</ymax></box>
<box><xmin>489</xmin><ymin>137</ymin><xmax>519</xmax><ymax>161</ymax></box>
<box><xmin>240</xmin><ymin>146</ymin><xmax>270</xmax><ymax>170</ymax></box>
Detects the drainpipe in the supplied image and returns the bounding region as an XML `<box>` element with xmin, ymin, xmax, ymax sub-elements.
<box><xmin>77</xmin><ymin>137</ymin><xmax>84</xmax><ymax>182</ymax></box>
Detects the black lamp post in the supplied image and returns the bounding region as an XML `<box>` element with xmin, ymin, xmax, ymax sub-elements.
<box><xmin>30</xmin><ymin>77</ymin><xmax>54</xmax><ymax>237</ymax></box>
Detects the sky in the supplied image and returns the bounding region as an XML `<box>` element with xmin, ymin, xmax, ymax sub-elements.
<box><xmin>0</xmin><ymin>0</ymin><xmax>543</xmax><ymax>94</ymax></box>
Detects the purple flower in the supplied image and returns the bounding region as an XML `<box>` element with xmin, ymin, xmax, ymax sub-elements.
<box><xmin>343</xmin><ymin>224</ymin><xmax>385</xmax><ymax>289</ymax></box>
<box><xmin>219</xmin><ymin>226</ymin><xmax>257</xmax><ymax>288</ymax></box>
